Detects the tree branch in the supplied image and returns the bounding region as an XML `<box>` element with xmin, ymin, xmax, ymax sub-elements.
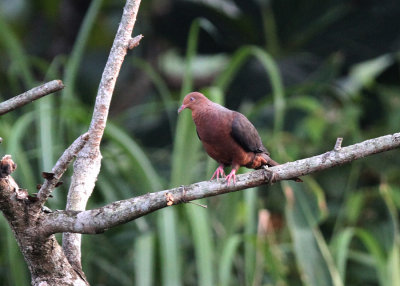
<box><xmin>0</xmin><ymin>80</ymin><xmax>64</xmax><ymax>115</ymax></box>
<box><xmin>62</xmin><ymin>0</ymin><xmax>142</xmax><ymax>271</ymax></box>
<box><xmin>34</xmin><ymin>133</ymin><xmax>89</xmax><ymax>208</ymax></box>
<box><xmin>0</xmin><ymin>155</ymin><xmax>87</xmax><ymax>286</ymax></box>
<box><xmin>42</xmin><ymin>132</ymin><xmax>400</xmax><ymax>235</ymax></box>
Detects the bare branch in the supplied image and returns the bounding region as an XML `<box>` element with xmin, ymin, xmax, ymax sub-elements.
<box><xmin>0</xmin><ymin>80</ymin><xmax>64</xmax><ymax>115</ymax></box>
<box><xmin>63</xmin><ymin>0</ymin><xmax>142</xmax><ymax>271</ymax></box>
<box><xmin>34</xmin><ymin>133</ymin><xmax>89</xmax><ymax>207</ymax></box>
<box><xmin>86</xmin><ymin>0</ymin><xmax>142</xmax><ymax>148</ymax></box>
<box><xmin>43</xmin><ymin>132</ymin><xmax>400</xmax><ymax>235</ymax></box>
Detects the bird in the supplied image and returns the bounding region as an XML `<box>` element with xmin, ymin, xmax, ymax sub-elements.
<box><xmin>177</xmin><ymin>92</ymin><xmax>302</xmax><ymax>185</ymax></box>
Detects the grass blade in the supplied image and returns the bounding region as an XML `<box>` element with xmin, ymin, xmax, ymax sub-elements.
<box><xmin>131</xmin><ymin>58</ymin><xmax>175</xmax><ymax>136</ymax></box>
<box><xmin>244</xmin><ymin>189</ymin><xmax>257</xmax><ymax>286</ymax></box>
<box><xmin>0</xmin><ymin>216</ymin><xmax>28</xmax><ymax>285</ymax></box>
<box><xmin>170</xmin><ymin>19</ymin><xmax>202</xmax><ymax>186</ymax></box>
<box><xmin>214</xmin><ymin>46</ymin><xmax>285</xmax><ymax>132</ymax></box>
<box><xmin>6</xmin><ymin>112</ymin><xmax>37</xmax><ymax>191</ymax></box>
<box><xmin>284</xmin><ymin>182</ymin><xmax>343</xmax><ymax>286</ymax></box>
<box><xmin>94</xmin><ymin>257</ymin><xmax>132</xmax><ymax>286</ymax></box>
<box><xmin>62</xmin><ymin>0</ymin><xmax>103</xmax><ymax>102</ymax></box>
<box><xmin>380</xmin><ymin>183</ymin><xmax>400</xmax><ymax>286</ymax></box>
<box><xmin>0</xmin><ymin>13</ymin><xmax>34</xmax><ymax>86</ymax></box>
<box><xmin>180</xmin><ymin>19</ymin><xmax>201</xmax><ymax>97</ymax></box>
<box><xmin>105</xmin><ymin>122</ymin><xmax>162</xmax><ymax>192</ymax></box>
<box><xmin>164</xmin><ymin>19</ymin><xmax>204</xmax><ymax>286</ymax></box>
<box><xmin>134</xmin><ymin>232</ymin><xmax>155</xmax><ymax>286</ymax></box>
<box><xmin>186</xmin><ymin>204</ymin><xmax>215</xmax><ymax>286</ymax></box>
<box><xmin>157</xmin><ymin>208</ymin><xmax>182</xmax><ymax>286</ymax></box>
<box><xmin>331</xmin><ymin>228</ymin><xmax>355</xmax><ymax>281</ymax></box>
<box><xmin>60</xmin><ymin>0</ymin><xmax>104</xmax><ymax>139</ymax></box>
<box><xmin>354</xmin><ymin>229</ymin><xmax>387</xmax><ymax>285</ymax></box>
<box><xmin>219</xmin><ymin>235</ymin><xmax>241</xmax><ymax>286</ymax></box>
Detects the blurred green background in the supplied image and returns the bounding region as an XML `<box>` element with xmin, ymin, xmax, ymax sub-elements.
<box><xmin>0</xmin><ymin>0</ymin><xmax>400</xmax><ymax>285</ymax></box>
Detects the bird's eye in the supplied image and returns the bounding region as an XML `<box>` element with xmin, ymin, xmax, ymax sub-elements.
<box><xmin>190</xmin><ymin>97</ymin><xmax>195</xmax><ymax>102</ymax></box>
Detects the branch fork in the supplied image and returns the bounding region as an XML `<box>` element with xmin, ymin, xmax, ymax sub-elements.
<box><xmin>34</xmin><ymin>133</ymin><xmax>89</xmax><ymax>210</ymax></box>
<box><xmin>36</xmin><ymin>132</ymin><xmax>400</xmax><ymax>236</ymax></box>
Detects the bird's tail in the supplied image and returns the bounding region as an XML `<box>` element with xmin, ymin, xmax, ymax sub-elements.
<box><xmin>261</xmin><ymin>153</ymin><xmax>303</xmax><ymax>182</ymax></box>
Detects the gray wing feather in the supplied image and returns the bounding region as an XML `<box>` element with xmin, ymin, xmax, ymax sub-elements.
<box><xmin>230</xmin><ymin>112</ymin><xmax>270</xmax><ymax>155</ymax></box>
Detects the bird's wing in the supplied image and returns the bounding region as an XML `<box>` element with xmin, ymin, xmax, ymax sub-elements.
<box><xmin>231</xmin><ymin>111</ymin><xmax>270</xmax><ymax>155</ymax></box>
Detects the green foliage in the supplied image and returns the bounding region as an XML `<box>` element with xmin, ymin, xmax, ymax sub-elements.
<box><xmin>134</xmin><ymin>232</ymin><xmax>156</xmax><ymax>286</ymax></box>
<box><xmin>285</xmin><ymin>181</ymin><xmax>342</xmax><ymax>286</ymax></box>
<box><xmin>0</xmin><ymin>1</ymin><xmax>400</xmax><ymax>286</ymax></box>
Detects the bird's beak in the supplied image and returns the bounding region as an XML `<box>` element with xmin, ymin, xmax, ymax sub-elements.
<box><xmin>177</xmin><ymin>104</ymin><xmax>187</xmax><ymax>114</ymax></box>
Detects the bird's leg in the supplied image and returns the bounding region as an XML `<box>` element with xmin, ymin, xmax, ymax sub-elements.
<box><xmin>210</xmin><ymin>164</ymin><xmax>226</xmax><ymax>181</ymax></box>
<box><xmin>226</xmin><ymin>165</ymin><xmax>239</xmax><ymax>185</ymax></box>
<box><xmin>226</xmin><ymin>169</ymin><xmax>237</xmax><ymax>185</ymax></box>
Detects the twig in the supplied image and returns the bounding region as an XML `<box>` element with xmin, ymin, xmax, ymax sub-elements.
<box><xmin>0</xmin><ymin>80</ymin><xmax>64</xmax><ymax>115</ymax></box>
<box><xmin>34</xmin><ymin>133</ymin><xmax>89</xmax><ymax>208</ymax></box>
<box><xmin>187</xmin><ymin>201</ymin><xmax>208</xmax><ymax>208</ymax></box>
<box><xmin>128</xmin><ymin>34</ymin><xmax>143</xmax><ymax>49</ymax></box>
<box><xmin>334</xmin><ymin>137</ymin><xmax>343</xmax><ymax>151</ymax></box>
<box><xmin>42</xmin><ymin>132</ymin><xmax>400</xmax><ymax>235</ymax></box>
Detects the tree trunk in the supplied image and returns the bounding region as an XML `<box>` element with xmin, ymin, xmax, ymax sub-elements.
<box><xmin>0</xmin><ymin>163</ymin><xmax>87</xmax><ymax>286</ymax></box>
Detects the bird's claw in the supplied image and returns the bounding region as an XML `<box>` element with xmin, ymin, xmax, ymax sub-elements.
<box><xmin>211</xmin><ymin>165</ymin><xmax>226</xmax><ymax>181</ymax></box>
<box><xmin>226</xmin><ymin>174</ymin><xmax>236</xmax><ymax>185</ymax></box>
<box><xmin>225</xmin><ymin>169</ymin><xmax>237</xmax><ymax>186</ymax></box>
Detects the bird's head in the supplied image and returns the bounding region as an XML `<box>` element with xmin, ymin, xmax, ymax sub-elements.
<box><xmin>178</xmin><ymin>92</ymin><xmax>209</xmax><ymax>113</ymax></box>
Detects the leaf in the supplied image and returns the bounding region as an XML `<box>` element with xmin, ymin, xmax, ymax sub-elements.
<box><xmin>218</xmin><ymin>235</ymin><xmax>241</xmax><ymax>286</ymax></box>
<box><xmin>214</xmin><ymin>46</ymin><xmax>286</xmax><ymax>132</ymax></box>
<box><xmin>134</xmin><ymin>232</ymin><xmax>155</xmax><ymax>286</ymax></box>
<box><xmin>284</xmin><ymin>182</ymin><xmax>343</xmax><ymax>286</ymax></box>
<box><xmin>244</xmin><ymin>189</ymin><xmax>258</xmax><ymax>285</ymax></box>
<box><xmin>331</xmin><ymin>228</ymin><xmax>355</xmax><ymax>280</ymax></box>
<box><xmin>105</xmin><ymin>122</ymin><xmax>162</xmax><ymax>192</ymax></box>
<box><xmin>170</xmin><ymin>19</ymin><xmax>203</xmax><ymax>186</ymax></box>
<box><xmin>186</xmin><ymin>204</ymin><xmax>215</xmax><ymax>286</ymax></box>
<box><xmin>157</xmin><ymin>208</ymin><xmax>182</xmax><ymax>286</ymax></box>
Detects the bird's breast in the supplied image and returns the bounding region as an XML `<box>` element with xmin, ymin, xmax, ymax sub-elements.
<box><xmin>193</xmin><ymin>111</ymin><xmax>229</xmax><ymax>143</ymax></box>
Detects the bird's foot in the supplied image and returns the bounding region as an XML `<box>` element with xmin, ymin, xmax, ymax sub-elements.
<box><xmin>262</xmin><ymin>166</ymin><xmax>302</xmax><ymax>183</ymax></box>
<box><xmin>225</xmin><ymin>169</ymin><xmax>237</xmax><ymax>186</ymax></box>
<box><xmin>262</xmin><ymin>165</ymin><xmax>277</xmax><ymax>184</ymax></box>
<box><xmin>210</xmin><ymin>165</ymin><xmax>226</xmax><ymax>181</ymax></box>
